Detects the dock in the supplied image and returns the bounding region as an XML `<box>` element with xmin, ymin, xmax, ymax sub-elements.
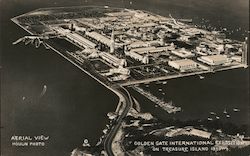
<box><xmin>132</xmin><ymin>85</ymin><xmax>181</xmax><ymax>113</ymax></box>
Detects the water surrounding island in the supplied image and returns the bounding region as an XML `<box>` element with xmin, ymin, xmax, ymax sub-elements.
<box><xmin>130</xmin><ymin>69</ymin><xmax>249</xmax><ymax>126</ymax></box>
<box><xmin>1</xmin><ymin>0</ymin><xmax>249</xmax><ymax>155</ymax></box>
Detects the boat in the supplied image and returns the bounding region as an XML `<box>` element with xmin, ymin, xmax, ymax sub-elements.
<box><xmin>158</xmin><ymin>88</ymin><xmax>162</xmax><ymax>92</ymax></box>
<box><xmin>162</xmin><ymin>92</ymin><xmax>165</xmax><ymax>95</ymax></box>
<box><xmin>223</xmin><ymin>108</ymin><xmax>227</xmax><ymax>114</ymax></box>
<box><xmin>199</xmin><ymin>75</ymin><xmax>205</xmax><ymax>79</ymax></box>
<box><xmin>216</xmin><ymin>129</ymin><xmax>222</xmax><ymax>133</ymax></box>
<box><xmin>216</xmin><ymin>116</ymin><xmax>220</xmax><ymax>119</ymax></box>
<box><xmin>39</xmin><ymin>85</ymin><xmax>47</xmax><ymax>97</ymax></box>
<box><xmin>162</xmin><ymin>81</ymin><xmax>167</xmax><ymax>85</ymax></box>
<box><xmin>208</xmin><ymin>117</ymin><xmax>213</xmax><ymax>121</ymax></box>
<box><xmin>226</xmin><ymin>115</ymin><xmax>230</xmax><ymax>118</ymax></box>
<box><xmin>233</xmin><ymin>108</ymin><xmax>240</xmax><ymax>112</ymax></box>
<box><xmin>210</xmin><ymin>112</ymin><xmax>216</xmax><ymax>115</ymax></box>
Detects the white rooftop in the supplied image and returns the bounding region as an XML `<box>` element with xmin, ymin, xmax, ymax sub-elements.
<box><xmin>201</xmin><ymin>55</ymin><xmax>227</xmax><ymax>61</ymax></box>
<box><xmin>169</xmin><ymin>59</ymin><xmax>197</xmax><ymax>66</ymax></box>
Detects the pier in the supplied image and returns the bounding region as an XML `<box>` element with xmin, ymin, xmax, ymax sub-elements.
<box><xmin>132</xmin><ymin>85</ymin><xmax>181</xmax><ymax>113</ymax></box>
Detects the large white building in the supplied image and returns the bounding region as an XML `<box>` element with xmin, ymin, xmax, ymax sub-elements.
<box><xmin>171</xmin><ymin>48</ymin><xmax>195</xmax><ymax>58</ymax></box>
<box><xmin>99</xmin><ymin>52</ymin><xmax>127</xmax><ymax>67</ymax></box>
<box><xmin>67</xmin><ymin>33</ymin><xmax>97</xmax><ymax>48</ymax></box>
<box><xmin>54</xmin><ymin>27</ymin><xmax>96</xmax><ymax>48</ymax></box>
<box><xmin>168</xmin><ymin>59</ymin><xmax>197</xmax><ymax>71</ymax></box>
<box><xmin>125</xmin><ymin>51</ymin><xmax>149</xmax><ymax>64</ymax></box>
<box><xmin>86</xmin><ymin>31</ymin><xmax>112</xmax><ymax>47</ymax></box>
<box><xmin>198</xmin><ymin>55</ymin><xmax>228</xmax><ymax>65</ymax></box>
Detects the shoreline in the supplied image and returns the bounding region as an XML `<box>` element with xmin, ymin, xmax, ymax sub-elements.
<box><xmin>11</xmin><ymin>17</ymin><xmax>132</xmax><ymax>156</ymax></box>
<box><xmin>11</xmin><ymin>17</ymin><xmax>124</xmax><ymax>115</ymax></box>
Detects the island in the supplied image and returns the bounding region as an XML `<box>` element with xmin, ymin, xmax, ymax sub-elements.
<box><xmin>12</xmin><ymin>6</ymin><xmax>249</xmax><ymax>156</ymax></box>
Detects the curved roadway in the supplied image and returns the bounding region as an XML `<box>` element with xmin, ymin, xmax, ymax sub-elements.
<box><xmin>104</xmin><ymin>86</ymin><xmax>133</xmax><ymax>156</ymax></box>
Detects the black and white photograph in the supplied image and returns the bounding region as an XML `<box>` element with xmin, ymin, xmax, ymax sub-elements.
<box><xmin>0</xmin><ymin>0</ymin><xmax>249</xmax><ymax>155</ymax></box>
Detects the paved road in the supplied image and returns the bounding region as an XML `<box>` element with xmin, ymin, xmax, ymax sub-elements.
<box><xmin>104</xmin><ymin>86</ymin><xmax>133</xmax><ymax>156</ymax></box>
<box><xmin>120</xmin><ymin>64</ymin><xmax>246</xmax><ymax>86</ymax></box>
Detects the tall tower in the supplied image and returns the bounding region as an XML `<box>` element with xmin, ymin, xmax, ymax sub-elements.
<box><xmin>110</xmin><ymin>30</ymin><xmax>115</xmax><ymax>53</ymax></box>
<box><xmin>160</xmin><ymin>35</ymin><xmax>165</xmax><ymax>46</ymax></box>
<box><xmin>242</xmin><ymin>37</ymin><xmax>248</xmax><ymax>67</ymax></box>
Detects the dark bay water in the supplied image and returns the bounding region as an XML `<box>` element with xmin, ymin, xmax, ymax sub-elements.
<box><xmin>1</xmin><ymin>3</ymin><xmax>120</xmax><ymax>155</ymax></box>
<box><xmin>132</xmin><ymin>69</ymin><xmax>249</xmax><ymax>125</ymax></box>
<box><xmin>1</xmin><ymin>0</ymin><xmax>249</xmax><ymax>155</ymax></box>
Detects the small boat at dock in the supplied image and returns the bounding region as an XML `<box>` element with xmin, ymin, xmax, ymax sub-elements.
<box><xmin>233</xmin><ymin>108</ymin><xmax>240</xmax><ymax>112</ymax></box>
<box><xmin>223</xmin><ymin>109</ymin><xmax>227</xmax><ymax>114</ymax></box>
<box><xmin>216</xmin><ymin>129</ymin><xmax>222</xmax><ymax>133</ymax></box>
<box><xmin>198</xmin><ymin>75</ymin><xmax>205</xmax><ymax>79</ymax></box>
<box><xmin>162</xmin><ymin>81</ymin><xmax>167</xmax><ymax>85</ymax></box>
<box><xmin>210</xmin><ymin>112</ymin><xmax>216</xmax><ymax>115</ymax></box>
<box><xmin>39</xmin><ymin>85</ymin><xmax>47</xmax><ymax>97</ymax></box>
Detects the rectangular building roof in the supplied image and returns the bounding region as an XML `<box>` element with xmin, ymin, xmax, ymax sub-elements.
<box><xmin>87</xmin><ymin>31</ymin><xmax>111</xmax><ymax>47</ymax></box>
<box><xmin>131</xmin><ymin>46</ymin><xmax>167</xmax><ymax>54</ymax></box>
<box><xmin>69</xmin><ymin>33</ymin><xmax>96</xmax><ymax>48</ymax></box>
<box><xmin>169</xmin><ymin>59</ymin><xmax>197</xmax><ymax>66</ymax></box>
<box><xmin>201</xmin><ymin>55</ymin><xmax>227</xmax><ymax>62</ymax></box>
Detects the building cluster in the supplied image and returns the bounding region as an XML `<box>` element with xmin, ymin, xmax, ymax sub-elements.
<box><xmin>99</xmin><ymin>52</ymin><xmax>127</xmax><ymax>67</ymax></box>
<box><xmin>48</xmin><ymin>8</ymin><xmax>248</xmax><ymax>82</ymax></box>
